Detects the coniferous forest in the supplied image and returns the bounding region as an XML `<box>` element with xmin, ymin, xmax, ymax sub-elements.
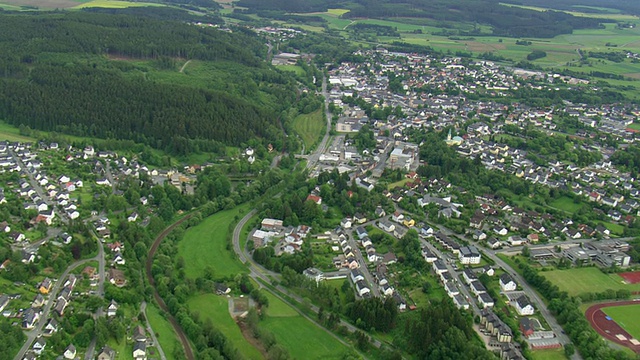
<box><xmin>0</xmin><ymin>12</ymin><xmax>298</xmax><ymax>155</ymax></box>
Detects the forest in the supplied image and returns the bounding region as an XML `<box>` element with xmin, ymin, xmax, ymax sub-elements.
<box><xmin>0</xmin><ymin>12</ymin><xmax>298</xmax><ymax>155</ymax></box>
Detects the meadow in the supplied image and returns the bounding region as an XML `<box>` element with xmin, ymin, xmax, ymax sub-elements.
<box><xmin>549</xmin><ymin>196</ymin><xmax>583</xmax><ymax>213</ymax></box>
<box><xmin>177</xmin><ymin>204</ymin><xmax>250</xmax><ymax>278</ymax></box>
<box><xmin>253</xmin><ymin>290</ymin><xmax>351</xmax><ymax>359</ymax></box>
<box><xmin>145</xmin><ymin>304</ymin><xmax>179</xmax><ymax>360</ymax></box>
<box><xmin>73</xmin><ymin>0</ymin><xmax>162</xmax><ymax>8</ymax></box>
<box><xmin>188</xmin><ymin>294</ymin><xmax>263</xmax><ymax>360</ymax></box>
<box><xmin>542</xmin><ymin>267</ymin><xmax>640</xmax><ymax>296</ymax></box>
<box><xmin>292</xmin><ymin>109</ymin><xmax>325</xmax><ymax>152</ymax></box>
<box><xmin>602</xmin><ymin>304</ymin><xmax>640</xmax><ymax>339</ymax></box>
<box><xmin>0</xmin><ymin>121</ymin><xmax>35</xmax><ymax>143</ymax></box>
<box><xmin>530</xmin><ymin>348</ymin><xmax>568</xmax><ymax>360</ymax></box>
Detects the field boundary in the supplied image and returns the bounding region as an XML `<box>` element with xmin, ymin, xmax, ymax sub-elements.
<box><xmin>585</xmin><ymin>300</ymin><xmax>640</xmax><ymax>353</ymax></box>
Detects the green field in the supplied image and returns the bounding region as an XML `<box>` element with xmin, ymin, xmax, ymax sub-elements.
<box><xmin>550</xmin><ymin>196</ymin><xmax>583</xmax><ymax>213</ymax></box>
<box><xmin>602</xmin><ymin>304</ymin><xmax>640</xmax><ymax>340</ymax></box>
<box><xmin>0</xmin><ymin>121</ymin><xmax>35</xmax><ymax>142</ymax></box>
<box><xmin>628</xmin><ymin>123</ymin><xmax>640</xmax><ymax>131</ymax></box>
<box><xmin>275</xmin><ymin>64</ymin><xmax>305</xmax><ymax>76</ymax></box>
<box><xmin>258</xmin><ymin>290</ymin><xmax>350</xmax><ymax>359</ymax></box>
<box><xmin>387</xmin><ymin>178</ymin><xmax>412</xmax><ymax>190</ymax></box>
<box><xmin>542</xmin><ymin>268</ymin><xmax>640</xmax><ymax>296</ymax></box>
<box><xmin>292</xmin><ymin>109</ymin><xmax>325</xmax><ymax>152</ymax></box>
<box><xmin>530</xmin><ymin>348</ymin><xmax>568</xmax><ymax>360</ymax></box>
<box><xmin>146</xmin><ymin>304</ymin><xmax>178</xmax><ymax>360</ymax></box>
<box><xmin>73</xmin><ymin>0</ymin><xmax>161</xmax><ymax>8</ymax></box>
<box><xmin>177</xmin><ymin>204</ymin><xmax>250</xmax><ymax>278</ymax></box>
<box><xmin>188</xmin><ymin>294</ymin><xmax>263</xmax><ymax>360</ymax></box>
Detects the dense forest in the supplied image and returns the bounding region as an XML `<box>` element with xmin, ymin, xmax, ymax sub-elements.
<box><xmin>0</xmin><ymin>12</ymin><xmax>297</xmax><ymax>155</ymax></box>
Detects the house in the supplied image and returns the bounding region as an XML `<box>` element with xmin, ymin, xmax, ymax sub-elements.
<box><xmin>462</xmin><ymin>268</ymin><xmax>477</xmax><ymax>284</ymax></box>
<box><xmin>340</xmin><ymin>218</ymin><xmax>352</xmax><ymax>229</ymax></box>
<box><xmin>378</xmin><ymin>220</ymin><xmax>395</xmax><ymax>233</ymax></box>
<box><xmin>375</xmin><ymin>206</ymin><xmax>386</xmax><ymax>218</ymax></box>
<box><xmin>55</xmin><ymin>298</ymin><xmax>67</xmax><ymax>316</ymax></box>
<box><xmin>459</xmin><ymin>246</ymin><xmax>481</xmax><ymax>265</ymax></box>
<box><xmin>391</xmin><ymin>211</ymin><xmax>405</xmax><ymax>223</ymax></box>
<box><xmin>215</xmin><ymin>283</ymin><xmax>231</xmax><ymax>295</ymax></box>
<box><xmin>403</xmin><ymin>217</ymin><xmax>415</xmax><ymax>227</ymax></box>
<box><xmin>453</xmin><ymin>294</ymin><xmax>469</xmax><ymax>310</ymax></box>
<box><xmin>108</xmin><ymin>268</ymin><xmax>126</xmax><ymax>287</ymax></box>
<box><xmin>421</xmin><ymin>247</ymin><xmax>437</xmax><ymax>263</ymax></box>
<box><xmin>31</xmin><ymin>294</ymin><xmax>45</xmax><ymax>308</ymax></box>
<box><xmin>44</xmin><ymin>318</ymin><xmax>58</xmax><ymax>335</ymax></box>
<box><xmin>470</xmin><ymin>281</ymin><xmax>487</xmax><ymax>296</ymax></box>
<box><xmin>382</xmin><ymin>252</ymin><xmax>397</xmax><ymax>265</ymax></box>
<box><xmin>32</xmin><ymin>337</ymin><xmax>46</xmax><ymax>355</ymax></box>
<box><xmin>507</xmin><ymin>236</ymin><xmax>524</xmax><ymax>246</ymax></box>
<box><xmin>350</xmin><ymin>269</ymin><xmax>365</xmax><ymax>283</ymax></box>
<box><xmin>514</xmin><ymin>295</ymin><xmax>534</xmax><ymax>315</ymax></box>
<box><xmin>133</xmin><ymin>325</ymin><xmax>147</xmax><ymax>342</ymax></box>
<box><xmin>487</xmin><ymin>237</ymin><xmax>501</xmax><ymax>249</ymax></box>
<box><xmin>527</xmin><ymin>234</ymin><xmax>539</xmax><ymax>243</ymax></box>
<box><xmin>393</xmin><ymin>291</ymin><xmax>406</xmax><ymax>311</ymax></box>
<box><xmin>306</xmin><ymin>194</ymin><xmax>322</xmax><ymax>205</ymax></box>
<box><xmin>445</xmin><ymin>282</ymin><xmax>459</xmax><ymax>297</ymax></box>
<box><xmin>59</xmin><ymin>232</ymin><xmax>73</xmax><ymax>244</ymax></box>
<box><xmin>0</xmin><ymin>294</ymin><xmax>9</xmax><ymax>313</ymax></box>
<box><xmin>39</xmin><ymin>278</ymin><xmax>52</xmax><ymax>294</ymax></box>
<box><xmin>97</xmin><ymin>346</ymin><xmax>116</xmax><ymax>360</ymax></box>
<box><xmin>353</xmin><ymin>213</ymin><xmax>367</xmax><ymax>224</ymax></box>
<box><xmin>133</xmin><ymin>341</ymin><xmax>147</xmax><ymax>360</ymax></box>
<box><xmin>519</xmin><ymin>318</ymin><xmax>535</xmax><ymax>338</ymax></box>
<box><xmin>493</xmin><ymin>227</ymin><xmax>508</xmax><ymax>236</ymax></box>
<box><xmin>499</xmin><ymin>274</ymin><xmax>517</xmax><ymax>292</ymax></box>
<box><xmin>355</xmin><ymin>280</ymin><xmax>371</xmax><ymax>297</ymax></box>
<box><xmin>478</xmin><ymin>292</ymin><xmax>495</xmax><ymax>308</ymax></box>
<box><xmin>432</xmin><ymin>259</ymin><xmax>448</xmax><ymax>275</ymax></box>
<box><xmin>127</xmin><ymin>212</ymin><xmax>139</xmax><ymax>222</ymax></box>
<box><xmin>22</xmin><ymin>308</ymin><xmax>39</xmax><ymax>329</ymax></box>
<box><xmin>63</xmin><ymin>344</ymin><xmax>77</xmax><ymax>359</ymax></box>
<box><xmin>472</xmin><ymin>230</ymin><xmax>487</xmax><ymax>241</ymax></box>
<box><xmin>355</xmin><ymin>226</ymin><xmax>368</xmax><ymax>240</ymax></box>
<box><xmin>107</xmin><ymin>300</ymin><xmax>119</xmax><ymax>317</ymax></box>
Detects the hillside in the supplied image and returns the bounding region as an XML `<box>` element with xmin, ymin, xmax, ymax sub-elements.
<box><xmin>0</xmin><ymin>12</ymin><xmax>297</xmax><ymax>155</ymax></box>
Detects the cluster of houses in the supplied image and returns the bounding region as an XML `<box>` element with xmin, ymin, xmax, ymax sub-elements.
<box><xmin>251</xmin><ymin>218</ymin><xmax>312</xmax><ymax>256</ymax></box>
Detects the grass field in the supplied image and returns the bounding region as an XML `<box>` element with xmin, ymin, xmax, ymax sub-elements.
<box><xmin>274</xmin><ymin>64</ymin><xmax>305</xmax><ymax>76</ymax></box>
<box><xmin>550</xmin><ymin>196</ymin><xmax>583</xmax><ymax>213</ymax></box>
<box><xmin>628</xmin><ymin>123</ymin><xmax>640</xmax><ymax>131</ymax></box>
<box><xmin>177</xmin><ymin>204</ymin><xmax>250</xmax><ymax>279</ymax></box>
<box><xmin>602</xmin><ymin>304</ymin><xmax>640</xmax><ymax>340</ymax></box>
<box><xmin>258</xmin><ymin>290</ymin><xmax>351</xmax><ymax>359</ymax></box>
<box><xmin>292</xmin><ymin>109</ymin><xmax>325</xmax><ymax>152</ymax></box>
<box><xmin>188</xmin><ymin>294</ymin><xmax>263</xmax><ymax>360</ymax></box>
<box><xmin>73</xmin><ymin>0</ymin><xmax>161</xmax><ymax>8</ymax></box>
<box><xmin>0</xmin><ymin>121</ymin><xmax>35</xmax><ymax>142</ymax></box>
<box><xmin>387</xmin><ymin>178</ymin><xmax>412</xmax><ymax>190</ymax></box>
<box><xmin>530</xmin><ymin>348</ymin><xmax>568</xmax><ymax>360</ymax></box>
<box><xmin>542</xmin><ymin>268</ymin><xmax>640</xmax><ymax>296</ymax></box>
<box><xmin>146</xmin><ymin>304</ymin><xmax>178</xmax><ymax>360</ymax></box>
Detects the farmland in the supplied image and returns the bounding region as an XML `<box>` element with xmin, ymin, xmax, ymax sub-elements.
<box><xmin>187</xmin><ymin>294</ymin><xmax>263</xmax><ymax>360</ymax></box>
<box><xmin>542</xmin><ymin>267</ymin><xmax>640</xmax><ymax>296</ymax></box>
<box><xmin>73</xmin><ymin>0</ymin><xmax>162</xmax><ymax>8</ymax></box>
<box><xmin>602</xmin><ymin>304</ymin><xmax>640</xmax><ymax>340</ymax></box>
<box><xmin>177</xmin><ymin>204</ymin><xmax>250</xmax><ymax>279</ymax></box>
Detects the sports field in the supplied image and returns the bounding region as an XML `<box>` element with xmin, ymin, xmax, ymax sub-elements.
<box><xmin>603</xmin><ymin>304</ymin><xmax>640</xmax><ymax>340</ymax></box>
<box><xmin>188</xmin><ymin>294</ymin><xmax>263</xmax><ymax>360</ymax></box>
<box><xmin>177</xmin><ymin>204</ymin><xmax>250</xmax><ymax>278</ymax></box>
<box><xmin>542</xmin><ymin>267</ymin><xmax>640</xmax><ymax>296</ymax></box>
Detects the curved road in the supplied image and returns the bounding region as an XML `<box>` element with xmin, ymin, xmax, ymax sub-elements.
<box><xmin>145</xmin><ymin>214</ymin><xmax>196</xmax><ymax>360</ymax></box>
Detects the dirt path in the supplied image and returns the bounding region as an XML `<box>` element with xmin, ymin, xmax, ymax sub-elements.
<box><xmin>146</xmin><ymin>214</ymin><xmax>196</xmax><ymax>360</ymax></box>
<box><xmin>179</xmin><ymin>60</ymin><xmax>192</xmax><ymax>73</ymax></box>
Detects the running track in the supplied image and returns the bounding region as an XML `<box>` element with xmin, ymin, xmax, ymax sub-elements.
<box><xmin>585</xmin><ymin>300</ymin><xmax>640</xmax><ymax>353</ymax></box>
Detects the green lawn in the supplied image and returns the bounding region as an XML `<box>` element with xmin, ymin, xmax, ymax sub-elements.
<box><xmin>542</xmin><ymin>268</ymin><xmax>640</xmax><ymax>296</ymax></box>
<box><xmin>188</xmin><ymin>294</ymin><xmax>263</xmax><ymax>360</ymax></box>
<box><xmin>550</xmin><ymin>196</ymin><xmax>583</xmax><ymax>213</ymax></box>
<box><xmin>275</xmin><ymin>64</ymin><xmax>305</xmax><ymax>76</ymax></box>
<box><xmin>602</xmin><ymin>304</ymin><xmax>640</xmax><ymax>340</ymax></box>
<box><xmin>177</xmin><ymin>204</ymin><xmax>250</xmax><ymax>278</ymax></box>
<box><xmin>146</xmin><ymin>304</ymin><xmax>178</xmax><ymax>360</ymax></box>
<box><xmin>628</xmin><ymin>123</ymin><xmax>640</xmax><ymax>131</ymax></box>
<box><xmin>530</xmin><ymin>348</ymin><xmax>568</xmax><ymax>360</ymax></box>
<box><xmin>292</xmin><ymin>109</ymin><xmax>325</xmax><ymax>152</ymax></box>
<box><xmin>387</xmin><ymin>178</ymin><xmax>412</xmax><ymax>190</ymax></box>
<box><xmin>263</xmin><ymin>292</ymin><xmax>299</xmax><ymax>317</ymax></box>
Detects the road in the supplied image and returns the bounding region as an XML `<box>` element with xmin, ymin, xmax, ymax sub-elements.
<box><xmin>232</xmin><ymin>210</ymin><xmax>383</xmax><ymax>350</ymax></box>
<box><xmin>305</xmin><ymin>74</ymin><xmax>332</xmax><ymax>171</ymax></box>
<box><xmin>14</xmin><ymin>256</ymin><xmax>97</xmax><ymax>360</ymax></box>
<box><xmin>145</xmin><ymin>214</ymin><xmax>196</xmax><ymax>360</ymax></box>
<box><xmin>435</xmin><ymin>225</ymin><xmax>578</xmax><ymax>358</ymax></box>
<box><xmin>84</xmin><ymin>236</ymin><xmax>106</xmax><ymax>360</ymax></box>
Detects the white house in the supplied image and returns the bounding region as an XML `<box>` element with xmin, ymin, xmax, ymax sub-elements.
<box><xmin>459</xmin><ymin>246</ymin><xmax>481</xmax><ymax>265</ymax></box>
<box><xmin>499</xmin><ymin>274</ymin><xmax>517</xmax><ymax>292</ymax></box>
<box><xmin>63</xmin><ymin>344</ymin><xmax>77</xmax><ymax>360</ymax></box>
<box><xmin>514</xmin><ymin>295</ymin><xmax>535</xmax><ymax>316</ymax></box>
<box><xmin>478</xmin><ymin>293</ymin><xmax>494</xmax><ymax>308</ymax></box>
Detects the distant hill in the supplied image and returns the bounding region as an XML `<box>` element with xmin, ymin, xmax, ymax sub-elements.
<box><xmin>0</xmin><ymin>12</ymin><xmax>296</xmax><ymax>155</ymax></box>
<box><xmin>235</xmin><ymin>0</ymin><xmax>606</xmax><ymax>38</ymax></box>
<box><xmin>507</xmin><ymin>0</ymin><xmax>640</xmax><ymax>16</ymax></box>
